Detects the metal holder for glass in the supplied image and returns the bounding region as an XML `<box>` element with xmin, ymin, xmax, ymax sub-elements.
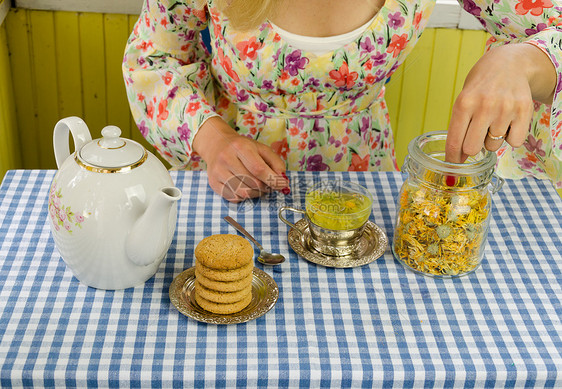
<box><xmin>278</xmin><ymin>206</ymin><xmax>367</xmax><ymax>257</ymax></box>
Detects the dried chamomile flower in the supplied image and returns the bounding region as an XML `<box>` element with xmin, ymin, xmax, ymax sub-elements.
<box><xmin>436</xmin><ymin>224</ymin><xmax>452</xmax><ymax>239</ymax></box>
<box><xmin>427</xmin><ymin>243</ymin><xmax>439</xmax><ymax>256</ymax></box>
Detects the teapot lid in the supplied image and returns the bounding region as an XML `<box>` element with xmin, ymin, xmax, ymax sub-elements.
<box><xmin>77</xmin><ymin>126</ymin><xmax>147</xmax><ymax>172</ymax></box>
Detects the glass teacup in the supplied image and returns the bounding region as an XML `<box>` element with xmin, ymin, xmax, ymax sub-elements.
<box><xmin>278</xmin><ymin>181</ymin><xmax>373</xmax><ymax>257</ymax></box>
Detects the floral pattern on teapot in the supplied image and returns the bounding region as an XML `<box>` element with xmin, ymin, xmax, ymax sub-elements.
<box><xmin>48</xmin><ymin>181</ymin><xmax>88</xmax><ymax>233</ymax></box>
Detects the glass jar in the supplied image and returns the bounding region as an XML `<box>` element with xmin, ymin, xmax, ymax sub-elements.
<box><xmin>392</xmin><ymin>131</ymin><xmax>504</xmax><ymax>278</ymax></box>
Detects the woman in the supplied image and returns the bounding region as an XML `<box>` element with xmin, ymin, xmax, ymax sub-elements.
<box><xmin>123</xmin><ymin>0</ymin><xmax>560</xmax><ymax>201</ymax></box>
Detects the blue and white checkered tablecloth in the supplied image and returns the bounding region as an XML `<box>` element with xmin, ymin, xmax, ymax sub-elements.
<box><xmin>0</xmin><ymin>169</ymin><xmax>561</xmax><ymax>388</ymax></box>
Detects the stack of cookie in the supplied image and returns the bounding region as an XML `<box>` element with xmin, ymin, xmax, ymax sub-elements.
<box><xmin>194</xmin><ymin>234</ymin><xmax>254</xmax><ymax>315</ymax></box>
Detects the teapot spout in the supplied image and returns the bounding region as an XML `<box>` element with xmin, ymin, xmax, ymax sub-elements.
<box><xmin>126</xmin><ymin>187</ymin><xmax>181</xmax><ymax>266</ymax></box>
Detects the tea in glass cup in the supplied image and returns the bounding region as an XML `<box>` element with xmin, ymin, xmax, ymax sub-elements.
<box><xmin>279</xmin><ymin>181</ymin><xmax>373</xmax><ymax>257</ymax></box>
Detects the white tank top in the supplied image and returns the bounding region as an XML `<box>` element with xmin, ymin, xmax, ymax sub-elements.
<box><xmin>269</xmin><ymin>15</ymin><xmax>377</xmax><ymax>56</ymax></box>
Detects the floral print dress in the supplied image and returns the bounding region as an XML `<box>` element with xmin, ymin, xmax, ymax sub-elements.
<box><xmin>123</xmin><ymin>0</ymin><xmax>562</xmax><ymax>187</ymax></box>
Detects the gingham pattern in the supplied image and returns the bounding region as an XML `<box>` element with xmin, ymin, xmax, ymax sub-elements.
<box><xmin>0</xmin><ymin>170</ymin><xmax>561</xmax><ymax>388</ymax></box>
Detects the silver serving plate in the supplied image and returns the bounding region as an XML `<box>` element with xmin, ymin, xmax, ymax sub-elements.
<box><xmin>169</xmin><ymin>267</ymin><xmax>278</xmax><ymax>324</ymax></box>
<box><xmin>288</xmin><ymin>219</ymin><xmax>388</xmax><ymax>268</ymax></box>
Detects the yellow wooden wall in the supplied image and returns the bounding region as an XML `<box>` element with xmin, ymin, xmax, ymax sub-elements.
<box><xmin>386</xmin><ymin>27</ymin><xmax>488</xmax><ymax>166</ymax></box>
<box><xmin>2</xmin><ymin>8</ymin><xmax>489</xmax><ymax>171</ymax></box>
<box><xmin>4</xmin><ymin>8</ymin><xmax>145</xmax><ymax>171</ymax></box>
<box><xmin>0</xmin><ymin>22</ymin><xmax>21</xmax><ymax>180</ymax></box>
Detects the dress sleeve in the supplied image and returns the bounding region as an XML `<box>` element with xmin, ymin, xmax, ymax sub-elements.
<box><xmin>123</xmin><ymin>0</ymin><xmax>218</xmax><ymax>168</ymax></box>
<box><xmin>524</xmin><ymin>21</ymin><xmax>562</xmax><ymax>160</ymax></box>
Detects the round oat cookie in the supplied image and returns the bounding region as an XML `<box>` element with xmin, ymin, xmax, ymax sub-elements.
<box><xmin>196</xmin><ymin>261</ymin><xmax>253</xmax><ymax>282</ymax></box>
<box><xmin>195</xmin><ymin>234</ymin><xmax>253</xmax><ymax>270</ymax></box>
<box><xmin>194</xmin><ymin>280</ymin><xmax>251</xmax><ymax>304</ymax></box>
<box><xmin>194</xmin><ymin>289</ymin><xmax>252</xmax><ymax>315</ymax></box>
<box><xmin>195</xmin><ymin>267</ymin><xmax>253</xmax><ymax>292</ymax></box>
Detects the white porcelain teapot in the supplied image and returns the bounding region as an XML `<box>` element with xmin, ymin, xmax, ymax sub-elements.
<box><xmin>48</xmin><ymin>117</ymin><xmax>181</xmax><ymax>290</ymax></box>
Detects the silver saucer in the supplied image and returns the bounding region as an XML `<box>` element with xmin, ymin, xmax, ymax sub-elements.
<box><xmin>288</xmin><ymin>219</ymin><xmax>388</xmax><ymax>268</ymax></box>
<box><xmin>169</xmin><ymin>267</ymin><xmax>279</xmax><ymax>324</ymax></box>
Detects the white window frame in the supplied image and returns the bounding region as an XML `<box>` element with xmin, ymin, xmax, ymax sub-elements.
<box><xmin>0</xmin><ymin>0</ymin><xmax>10</xmax><ymax>26</ymax></box>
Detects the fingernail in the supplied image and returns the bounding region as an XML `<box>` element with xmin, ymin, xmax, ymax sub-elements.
<box><xmin>281</xmin><ymin>187</ymin><xmax>291</xmax><ymax>195</ymax></box>
<box><xmin>281</xmin><ymin>172</ymin><xmax>288</xmax><ymax>180</ymax></box>
<box><xmin>445</xmin><ymin>175</ymin><xmax>456</xmax><ymax>187</ymax></box>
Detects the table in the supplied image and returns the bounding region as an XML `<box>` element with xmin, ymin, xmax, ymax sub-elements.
<box><xmin>1</xmin><ymin>170</ymin><xmax>561</xmax><ymax>388</ymax></box>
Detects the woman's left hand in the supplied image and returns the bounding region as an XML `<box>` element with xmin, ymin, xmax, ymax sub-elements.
<box><xmin>445</xmin><ymin>43</ymin><xmax>556</xmax><ymax>163</ymax></box>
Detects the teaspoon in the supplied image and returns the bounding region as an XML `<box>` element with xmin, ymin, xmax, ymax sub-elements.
<box><xmin>223</xmin><ymin>216</ymin><xmax>285</xmax><ymax>265</ymax></box>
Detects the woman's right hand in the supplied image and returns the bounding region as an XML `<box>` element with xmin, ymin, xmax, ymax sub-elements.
<box><xmin>192</xmin><ymin>117</ymin><xmax>290</xmax><ymax>202</ymax></box>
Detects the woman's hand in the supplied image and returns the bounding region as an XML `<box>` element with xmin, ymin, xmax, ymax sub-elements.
<box><xmin>193</xmin><ymin>117</ymin><xmax>290</xmax><ymax>202</ymax></box>
<box><xmin>445</xmin><ymin>43</ymin><xmax>556</xmax><ymax>163</ymax></box>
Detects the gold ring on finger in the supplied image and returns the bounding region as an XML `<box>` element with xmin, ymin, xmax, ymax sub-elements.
<box><xmin>487</xmin><ymin>131</ymin><xmax>505</xmax><ymax>141</ymax></box>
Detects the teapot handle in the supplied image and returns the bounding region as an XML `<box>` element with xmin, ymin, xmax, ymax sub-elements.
<box><xmin>53</xmin><ymin>117</ymin><xmax>92</xmax><ymax>168</ymax></box>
